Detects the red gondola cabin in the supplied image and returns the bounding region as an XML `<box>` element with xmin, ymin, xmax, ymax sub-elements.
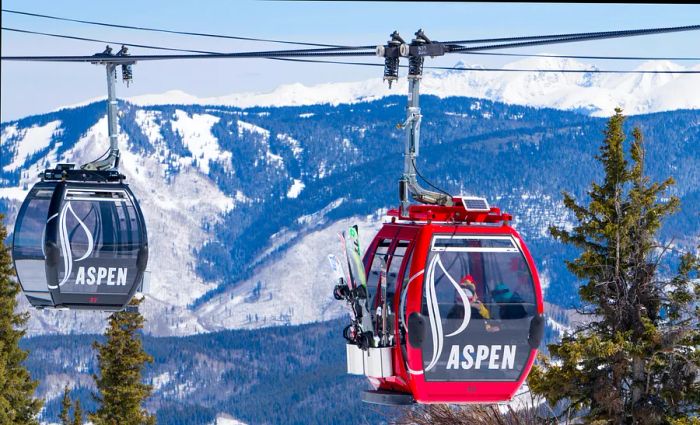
<box><xmin>345</xmin><ymin>198</ymin><xmax>545</xmax><ymax>405</ymax></box>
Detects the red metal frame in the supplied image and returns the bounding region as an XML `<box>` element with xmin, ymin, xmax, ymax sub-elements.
<box><xmin>362</xmin><ymin>204</ymin><xmax>544</xmax><ymax>404</ymax></box>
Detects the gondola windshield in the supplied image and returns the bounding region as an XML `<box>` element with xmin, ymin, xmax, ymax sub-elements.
<box><xmin>53</xmin><ymin>188</ymin><xmax>143</xmax><ymax>295</ymax></box>
<box><xmin>420</xmin><ymin>235</ymin><xmax>536</xmax><ymax>382</ymax></box>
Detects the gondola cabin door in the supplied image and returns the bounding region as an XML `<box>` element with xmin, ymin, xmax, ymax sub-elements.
<box><xmin>403</xmin><ymin>224</ymin><xmax>543</xmax><ymax>403</ymax></box>
<box><xmin>361</xmin><ymin>224</ymin><xmax>420</xmax><ymax>395</ymax></box>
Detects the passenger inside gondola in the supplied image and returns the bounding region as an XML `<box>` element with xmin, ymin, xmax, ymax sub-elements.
<box><xmin>447</xmin><ymin>274</ymin><xmax>499</xmax><ymax>332</ymax></box>
<box><xmin>492</xmin><ymin>282</ymin><xmax>527</xmax><ymax>320</ymax></box>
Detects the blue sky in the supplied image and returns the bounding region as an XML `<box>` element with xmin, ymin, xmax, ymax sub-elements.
<box><xmin>1</xmin><ymin>1</ymin><xmax>699</xmax><ymax>121</ymax></box>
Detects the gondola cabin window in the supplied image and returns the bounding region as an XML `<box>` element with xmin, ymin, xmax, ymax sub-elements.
<box><xmin>57</xmin><ymin>189</ymin><xmax>142</xmax><ymax>294</ymax></box>
<box><xmin>13</xmin><ymin>189</ymin><xmax>53</xmax><ymax>294</ymax></box>
<box><xmin>420</xmin><ymin>235</ymin><xmax>537</xmax><ymax>382</ymax></box>
<box><xmin>366</xmin><ymin>238</ymin><xmax>391</xmax><ymax>314</ymax></box>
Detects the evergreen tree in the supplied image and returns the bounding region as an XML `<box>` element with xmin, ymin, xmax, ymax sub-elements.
<box><xmin>89</xmin><ymin>299</ymin><xmax>155</xmax><ymax>425</ymax></box>
<box><xmin>529</xmin><ymin>109</ymin><xmax>700</xmax><ymax>423</ymax></box>
<box><xmin>0</xmin><ymin>215</ymin><xmax>42</xmax><ymax>424</ymax></box>
<box><xmin>73</xmin><ymin>398</ymin><xmax>83</xmax><ymax>425</ymax></box>
<box><xmin>59</xmin><ymin>385</ymin><xmax>72</xmax><ymax>425</ymax></box>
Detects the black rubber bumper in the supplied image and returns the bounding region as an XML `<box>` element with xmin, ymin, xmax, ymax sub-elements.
<box><xmin>361</xmin><ymin>390</ymin><xmax>415</xmax><ymax>406</ymax></box>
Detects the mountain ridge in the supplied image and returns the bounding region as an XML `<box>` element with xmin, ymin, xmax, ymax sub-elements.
<box><xmin>120</xmin><ymin>58</ymin><xmax>700</xmax><ymax>117</ymax></box>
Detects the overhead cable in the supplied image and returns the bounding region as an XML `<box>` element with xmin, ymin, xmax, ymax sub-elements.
<box><xmin>4</xmin><ymin>8</ymin><xmax>699</xmax><ymax>56</ymax></box>
<box><xmin>460</xmin><ymin>51</ymin><xmax>700</xmax><ymax>62</ymax></box>
<box><xmin>2</xmin><ymin>27</ymin><xmax>216</xmax><ymax>54</ymax></box>
<box><xmin>5</xmin><ymin>27</ymin><xmax>698</xmax><ymax>74</ymax></box>
<box><xmin>1</xmin><ymin>8</ymin><xmax>356</xmax><ymax>49</ymax></box>
<box><xmin>1</xmin><ymin>23</ymin><xmax>698</xmax><ymax>65</ymax></box>
<box><xmin>448</xmin><ymin>25</ymin><xmax>700</xmax><ymax>53</ymax></box>
<box><xmin>7</xmin><ymin>26</ymin><xmax>699</xmax><ymax>63</ymax></box>
<box><xmin>443</xmin><ymin>25</ymin><xmax>700</xmax><ymax>45</ymax></box>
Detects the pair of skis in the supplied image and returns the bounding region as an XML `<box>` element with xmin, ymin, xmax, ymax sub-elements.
<box><xmin>329</xmin><ymin>225</ymin><xmax>391</xmax><ymax>350</ymax></box>
<box><xmin>329</xmin><ymin>225</ymin><xmax>373</xmax><ymax>349</ymax></box>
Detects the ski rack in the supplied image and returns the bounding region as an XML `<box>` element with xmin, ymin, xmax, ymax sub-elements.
<box><xmin>346</xmin><ymin>344</ymin><xmax>393</xmax><ymax>378</ymax></box>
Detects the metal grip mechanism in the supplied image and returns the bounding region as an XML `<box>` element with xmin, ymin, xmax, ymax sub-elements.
<box><xmin>380</xmin><ymin>31</ymin><xmax>404</xmax><ymax>88</ymax></box>
<box><xmin>82</xmin><ymin>45</ymin><xmax>136</xmax><ymax>171</ymax></box>
<box><xmin>117</xmin><ymin>45</ymin><xmax>134</xmax><ymax>86</ymax></box>
<box><xmin>408</xmin><ymin>30</ymin><xmax>430</xmax><ymax>78</ymax></box>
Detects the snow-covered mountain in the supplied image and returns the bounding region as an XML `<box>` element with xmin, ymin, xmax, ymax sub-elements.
<box><xmin>2</xmin><ymin>83</ymin><xmax>700</xmax><ymax>337</ymax></box>
<box><xmin>126</xmin><ymin>58</ymin><xmax>700</xmax><ymax>117</ymax></box>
